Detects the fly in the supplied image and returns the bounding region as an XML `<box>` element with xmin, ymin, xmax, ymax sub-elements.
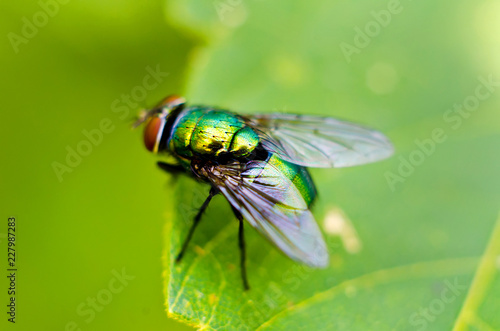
<box><xmin>135</xmin><ymin>95</ymin><xmax>394</xmax><ymax>290</ymax></box>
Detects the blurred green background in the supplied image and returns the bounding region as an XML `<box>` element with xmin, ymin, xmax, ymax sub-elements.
<box><xmin>1</xmin><ymin>0</ymin><xmax>500</xmax><ymax>330</ymax></box>
<box><xmin>1</xmin><ymin>1</ymin><xmax>194</xmax><ymax>330</ymax></box>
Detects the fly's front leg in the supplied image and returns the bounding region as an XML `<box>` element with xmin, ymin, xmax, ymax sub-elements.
<box><xmin>157</xmin><ymin>161</ymin><xmax>185</xmax><ymax>174</ymax></box>
<box><xmin>157</xmin><ymin>161</ymin><xmax>185</xmax><ymax>184</ymax></box>
<box><xmin>176</xmin><ymin>187</ymin><xmax>218</xmax><ymax>262</ymax></box>
<box><xmin>231</xmin><ymin>206</ymin><xmax>250</xmax><ymax>290</ymax></box>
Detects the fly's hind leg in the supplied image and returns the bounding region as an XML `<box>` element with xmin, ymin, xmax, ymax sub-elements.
<box><xmin>231</xmin><ymin>206</ymin><xmax>250</xmax><ymax>290</ymax></box>
<box><xmin>176</xmin><ymin>187</ymin><xmax>218</xmax><ymax>262</ymax></box>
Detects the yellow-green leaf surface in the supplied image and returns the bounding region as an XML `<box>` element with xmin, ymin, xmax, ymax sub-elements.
<box><xmin>163</xmin><ymin>0</ymin><xmax>500</xmax><ymax>330</ymax></box>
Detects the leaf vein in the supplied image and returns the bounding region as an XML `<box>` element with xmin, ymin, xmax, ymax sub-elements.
<box><xmin>255</xmin><ymin>257</ymin><xmax>478</xmax><ymax>330</ymax></box>
<box><xmin>170</xmin><ymin>221</ymin><xmax>236</xmax><ymax>312</ymax></box>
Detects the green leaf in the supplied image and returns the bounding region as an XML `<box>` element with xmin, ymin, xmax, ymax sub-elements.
<box><xmin>163</xmin><ymin>0</ymin><xmax>500</xmax><ymax>330</ymax></box>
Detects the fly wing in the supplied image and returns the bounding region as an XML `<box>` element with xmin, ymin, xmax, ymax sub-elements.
<box><xmin>201</xmin><ymin>160</ymin><xmax>329</xmax><ymax>268</ymax></box>
<box><xmin>246</xmin><ymin>113</ymin><xmax>393</xmax><ymax>168</ymax></box>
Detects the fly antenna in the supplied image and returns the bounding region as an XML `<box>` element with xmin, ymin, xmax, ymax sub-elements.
<box><xmin>132</xmin><ymin>108</ymin><xmax>149</xmax><ymax>129</ymax></box>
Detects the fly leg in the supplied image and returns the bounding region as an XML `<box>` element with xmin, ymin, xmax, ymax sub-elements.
<box><xmin>231</xmin><ymin>206</ymin><xmax>250</xmax><ymax>290</ymax></box>
<box><xmin>176</xmin><ymin>187</ymin><xmax>218</xmax><ymax>262</ymax></box>
<box><xmin>157</xmin><ymin>161</ymin><xmax>185</xmax><ymax>184</ymax></box>
<box><xmin>157</xmin><ymin>161</ymin><xmax>185</xmax><ymax>174</ymax></box>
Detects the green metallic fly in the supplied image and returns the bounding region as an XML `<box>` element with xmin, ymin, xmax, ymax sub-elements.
<box><xmin>136</xmin><ymin>95</ymin><xmax>393</xmax><ymax>289</ymax></box>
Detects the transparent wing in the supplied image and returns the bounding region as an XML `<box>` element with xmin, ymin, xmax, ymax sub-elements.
<box><xmin>246</xmin><ymin>114</ymin><xmax>394</xmax><ymax>168</ymax></box>
<box><xmin>201</xmin><ymin>160</ymin><xmax>329</xmax><ymax>268</ymax></box>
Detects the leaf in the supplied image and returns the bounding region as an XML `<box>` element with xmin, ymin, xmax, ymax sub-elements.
<box><xmin>162</xmin><ymin>0</ymin><xmax>500</xmax><ymax>330</ymax></box>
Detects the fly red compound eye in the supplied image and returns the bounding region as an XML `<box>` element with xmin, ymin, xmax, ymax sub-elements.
<box><xmin>156</xmin><ymin>95</ymin><xmax>186</xmax><ymax>109</ymax></box>
<box><xmin>143</xmin><ymin>117</ymin><xmax>164</xmax><ymax>152</ymax></box>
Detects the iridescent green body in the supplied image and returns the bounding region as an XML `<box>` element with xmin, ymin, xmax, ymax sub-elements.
<box><xmin>264</xmin><ymin>154</ymin><xmax>317</xmax><ymax>207</ymax></box>
<box><xmin>166</xmin><ymin>106</ymin><xmax>317</xmax><ymax>206</ymax></box>
<box><xmin>168</xmin><ymin>107</ymin><xmax>258</xmax><ymax>159</ymax></box>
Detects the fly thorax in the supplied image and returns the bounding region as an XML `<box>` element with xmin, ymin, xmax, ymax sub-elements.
<box><xmin>190</xmin><ymin>111</ymin><xmax>244</xmax><ymax>156</ymax></box>
<box><xmin>168</xmin><ymin>108</ymin><xmax>207</xmax><ymax>158</ymax></box>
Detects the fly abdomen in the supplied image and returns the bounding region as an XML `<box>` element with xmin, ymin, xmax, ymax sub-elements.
<box><xmin>264</xmin><ymin>154</ymin><xmax>317</xmax><ymax>207</ymax></box>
